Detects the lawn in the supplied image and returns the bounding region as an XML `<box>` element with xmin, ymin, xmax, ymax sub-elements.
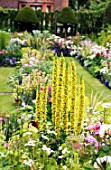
<box><xmin>66</xmin><ymin>57</ymin><xmax>111</xmax><ymax>102</ymax></box>
<box><xmin>0</xmin><ymin>95</ymin><xmax>15</xmax><ymax>114</ymax></box>
<box><xmin>0</xmin><ymin>67</ymin><xmax>15</xmax><ymax>113</ymax></box>
<box><xmin>0</xmin><ymin>67</ymin><xmax>15</xmax><ymax>92</ymax></box>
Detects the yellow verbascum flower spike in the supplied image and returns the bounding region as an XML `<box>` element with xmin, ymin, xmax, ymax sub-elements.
<box><xmin>76</xmin><ymin>77</ymin><xmax>85</xmax><ymax>134</ymax></box>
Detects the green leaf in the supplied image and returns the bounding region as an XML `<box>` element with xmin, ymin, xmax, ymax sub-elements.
<box><xmin>108</xmin><ymin>81</ymin><xmax>111</xmax><ymax>87</ymax></box>
<box><xmin>102</xmin><ymin>145</ymin><xmax>109</xmax><ymax>152</ymax></box>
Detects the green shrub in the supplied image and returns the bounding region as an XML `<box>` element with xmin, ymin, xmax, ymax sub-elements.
<box><xmin>57</xmin><ymin>7</ymin><xmax>77</xmax><ymax>25</ymax></box>
<box><xmin>0</xmin><ymin>31</ymin><xmax>10</xmax><ymax>51</ymax></box>
<box><xmin>103</xmin><ymin>2</ymin><xmax>111</xmax><ymax>25</ymax></box>
<box><xmin>15</xmin><ymin>7</ymin><xmax>39</xmax><ymax>31</ymax></box>
<box><xmin>15</xmin><ymin>6</ymin><xmax>38</xmax><ymax>23</ymax></box>
<box><xmin>57</xmin><ymin>7</ymin><xmax>77</xmax><ymax>37</ymax></box>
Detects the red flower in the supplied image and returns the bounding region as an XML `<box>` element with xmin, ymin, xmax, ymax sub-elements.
<box><xmin>40</xmin><ymin>86</ymin><xmax>44</xmax><ymax>91</ymax></box>
<box><xmin>96</xmin><ymin>53</ymin><xmax>100</xmax><ymax>57</ymax></box>
<box><xmin>15</xmin><ymin>98</ymin><xmax>20</xmax><ymax>103</ymax></box>
<box><xmin>28</xmin><ymin>120</ymin><xmax>38</xmax><ymax>129</ymax></box>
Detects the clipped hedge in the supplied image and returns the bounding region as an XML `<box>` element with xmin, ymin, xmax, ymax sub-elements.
<box><xmin>0</xmin><ymin>7</ymin><xmax>106</xmax><ymax>34</ymax></box>
<box><xmin>58</xmin><ymin>7</ymin><xmax>77</xmax><ymax>25</ymax></box>
<box><xmin>15</xmin><ymin>6</ymin><xmax>39</xmax><ymax>31</ymax></box>
<box><xmin>15</xmin><ymin>6</ymin><xmax>38</xmax><ymax>23</ymax></box>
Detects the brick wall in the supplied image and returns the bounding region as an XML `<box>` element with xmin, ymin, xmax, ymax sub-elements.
<box><xmin>0</xmin><ymin>0</ymin><xmax>19</xmax><ymax>9</ymax></box>
<box><xmin>0</xmin><ymin>0</ymin><xmax>68</xmax><ymax>11</ymax></box>
<box><xmin>54</xmin><ymin>0</ymin><xmax>68</xmax><ymax>11</ymax></box>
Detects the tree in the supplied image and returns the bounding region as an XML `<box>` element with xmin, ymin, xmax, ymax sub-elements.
<box><xmin>57</xmin><ymin>7</ymin><xmax>77</xmax><ymax>38</ymax></box>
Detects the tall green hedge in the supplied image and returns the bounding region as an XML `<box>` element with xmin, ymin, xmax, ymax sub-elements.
<box><xmin>75</xmin><ymin>9</ymin><xmax>104</xmax><ymax>34</ymax></box>
<box><xmin>0</xmin><ymin>7</ymin><xmax>106</xmax><ymax>34</ymax></box>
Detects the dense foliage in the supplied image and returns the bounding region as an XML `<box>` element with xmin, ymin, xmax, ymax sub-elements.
<box><xmin>15</xmin><ymin>7</ymin><xmax>39</xmax><ymax>31</ymax></box>
<box><xmin>103</xmin><ymin>1</ymin><xmax>111</xmax><ymax>25</ymax></box>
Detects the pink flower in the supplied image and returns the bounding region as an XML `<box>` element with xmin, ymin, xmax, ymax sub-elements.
<box><xmin>86</xmin><ymin>135</ymin><xmax>97</xmax><ymax>143</ymax></box>
<box><xmin>62</xmin><ymin>45</ymin><xmax>65</xmax><ymax>49</ymax></box>
<box><xmin>108</xmin><ymin>129</ymin><xmax>111</xmax><ymax>136</ymax></box>
<box><xmin>0</xmin><ymin>117</ymin><xmax>5</xmax><ymax>122</ymax></box>
<box><xmin>40</xmin><ymin>86</ymin><xmax>44</xmax><ymax>91</ymax></box>
<box><xmin>104</xmin><ymin>54</ymin><xmax>109</xmax><ymax>58</ymax></box>
<box><xmin>19</xmin><ymin>67</ymin><xmax>23</xmax><ymax>71</ymax></box>
<box><xmin>58</xmin><ymin>42</ymin><xmax>62</xmax><ymax>46</ymax></box>
<box><xmin>48</xmin><ymin>86</ymin><xmax>52</xmax><ymax>91</ymax></box>
<box><xmin>86</xmin><ymin>124</ymin><xmax>94</xmax><ymax>131</ymax></box>
<box><xmin>93</xmin><ymin>122</ymin><xmax>101</xmax><ymax>135</ymax></box>
<box><xmin>72</xmin><ymin>144</ymin><xmax>82</xmax><ymax>150</ymax></box>
<box><xmin>95</xmin><ymin>142</ymin><xmax>99</xmax><ymax>151</ymax></box>
<box><xmin>3</xmin><ymin>142</ymin><xmax>9</xmax><ymax>147</ymax></box>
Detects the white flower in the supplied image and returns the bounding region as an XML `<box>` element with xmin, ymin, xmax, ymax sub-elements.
<box><xmin>62</xmin><ymin>148</ymin><xmax>68</xmax><ymax>154</ymax></box>
<box><xmin>70</xmin><ymin>51</ymin><xmax>76</xmax><ymax>56</ymax></box>
<box><xmin>41</xmin><ymin>135</ymin><xmax>49</xmax><ymax>140</ymax></box>
<box><xmin>94</xmin><ymin>156</ymin><xmax>111</xmax><ymax>169</ymax></box>
<box><xmin>32</xmin><ymin>99</ymin><xmax>36</xmax><ymax>104</ymax></box>
<box><xmin>0</xmin><ymin>152</ymin><xmax>5</xmax><ymax>157</ymax></box>
<box><xmin>58</xmin><ymin>146</ymin><xmax>62</xmax><ymax>150</ymax></box>
<box><xmin>99</xmin><ymin>124</ymin><xmax>107</xmax><ymax>138</ymax></box>
<box><xmin>47</xmin><ymin>130</ymin><xmax>56</xmax><ymax>135</ymax></box>
<box><xmin>100</xmin><ymin>67</ymin><xmax>109</xmax><ymax>75</ymax></box>
<box><xmin>106</xmin><ymin>156</ymin><xmax>111</xmax><ymax>165</ymax></box>
<box><xmin>88</xmin><ymin>54</ymin><xmax>96</xmax><ymax>59</ymax></box>
<box><xmin>58</xmin><ymin>155</ymin><xmax>63</xmax><ymax>159</ymax></box>
<box><xmin>23</xmin><ymin>159</ymin><xmax>34</xmax><ymax>167</ymax></box>
<box><xmin>24</xmin><ymin>140</ymin><xmax>37</xmax><ymax>146</ymax></box>
<box><xmin>63</xmin><ymin>165</ymin><xmax>68</xmax><ymax>170</ymax></box>
<box><xmin>102</xmin><ymin>103</ymin><xmax>111</xmax><ymax>108</ymax></box>
<box><xmin>42</xmin><ymin>145</ymin><xmax>53</xmax><ymax>155</ymax></box>
<box><xmin>25</xmin><ymin>132</ymin><xmax>32</xmax><ymax>135</ymax></box>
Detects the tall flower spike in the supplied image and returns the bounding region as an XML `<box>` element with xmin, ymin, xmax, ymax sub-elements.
<box><xmin>70</xmin><ymin>62</ymin><xmax>76</xmax><ymax>133</ymax></box>
<box><xmin>52</xmin><ymin>58</ymin><xmax>58</xmax><ymax>125</ymax></box>
<box><xmin>55</xmin><ymin>57</ymin><xmax>65</xmax><ymax>138</ymax></box>
<box><xmin>42</xmin><ymin>84</ymin><xmax>48</xmax><ymax>131</ymax></box>
<box><xmin>76</xmin><ymin>77</ymin><xmax>85</xmax><ymax>134</ymax></box>
<box><xmin>36</xmin><ymin>87</ymin><xmax>40</xmax><ymax>122</ymax></box>
<box><xmin>62</xmin><ymin>66</ymin><xmax>69</xmax><ymax>134</ymax></box>
<box><xmin>37</xmin><ymin>86</ymin><xmax>44</xmax><ymax>131</ymax></box>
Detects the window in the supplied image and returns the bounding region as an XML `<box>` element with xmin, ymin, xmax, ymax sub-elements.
<box><xmin>46</xmin><ymin>6</ymin><xmax>50</xmax><ymax>12</ymax></box>
<box><xmin>22</xmin><ymin>4</ymin><xmax>25</xmax><ymax>8</ymax></box>
<box><xmin>31</xmin><ymin>6</ymin><xmax>42</xmax><ymax>10</ymax></box>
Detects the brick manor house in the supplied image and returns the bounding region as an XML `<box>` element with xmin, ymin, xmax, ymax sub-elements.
<box><xmin>0</xmin><ymin>0</ymin><xmax>68</xmax><ymax>12</ymax></box>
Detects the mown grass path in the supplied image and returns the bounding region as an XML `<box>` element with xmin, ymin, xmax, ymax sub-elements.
<box><xmin>66</xmin><ymin>57</ymin><xmax>111</xmax><ymax>102</ymax></box>
<box><xmin>0</xmin><ymin>67</ymin><xmax>15</xmax><ymax>113</ymax></box>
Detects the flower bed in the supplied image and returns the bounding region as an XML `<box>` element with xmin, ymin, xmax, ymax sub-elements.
<box><xmin>0</xmin><ymin>31</ymin><xmax>111</xmax><ymax>169</ymax></box>
<box><xmin>72</xmin><ymin>38</ymin><xmax>111</xmax><ymax>90</ymax></box>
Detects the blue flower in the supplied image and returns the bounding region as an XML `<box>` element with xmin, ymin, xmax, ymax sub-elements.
<box><xmin>10</xmin><ymin>59</ymin><xmax>13</xmax><ymax>65</ymax></box>
<box><xmin>5</xmin><ymin>58</ymin><xmax>10</xmax><ymax>61</ymax></box>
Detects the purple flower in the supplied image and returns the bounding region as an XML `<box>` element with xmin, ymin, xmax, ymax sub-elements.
<box><xmin>48</xmin><ymin>86</ymin><xmax>52</xmax><ymax>91</ymax></box>
<box><xmin>10</xmin><ymin>59</ymin><xmax>13</xmax><ymax>65</ymax></box>
<box><xmin>104</xmin><ymin>79</ymin><xmax>108</xmax><ymax>86</ymax></box>
<box><xmin>12</xmin><ymin>57</ymin><xmax>16</xmax><ymax>60</ymax></box>
<box><xmin>5</xmin><ymin>58</ymin><xmax>10</xmax><ymax>61</ymax></box>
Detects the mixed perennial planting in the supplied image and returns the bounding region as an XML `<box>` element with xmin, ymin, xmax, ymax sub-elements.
<box><xmin>0</xmin><ymin>30</ymin><xmax>111</xmax><ymax>169</ymax></box>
